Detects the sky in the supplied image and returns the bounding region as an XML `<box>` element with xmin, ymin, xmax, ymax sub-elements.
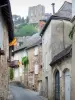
<box><xmin>10</xmin><ymin>0</ymin><xmax>72</xmax><ymax>18</ymax></box>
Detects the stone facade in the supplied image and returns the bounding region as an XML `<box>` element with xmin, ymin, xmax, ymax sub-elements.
<box><xmin>13</xmin><ymin>49</ymin><xmax>28</xmax><ymax>87</ymax></box>
<box><xmin>71</xmin><ymin>17</ymin><xmax>75</xmax><ymax>100</ymax></box>
<box><xmin>27</xmin><ymin>44</ymin><xmax>42</xmax><ymax>92</ymax></box>
<box><xmin>0</xmin><ymin>11</ymin><xmax>9</xmax><ymax>100</ymax></box>
<box><xmin>41</xmin><ymin>18</ymin><xmax>72</xmax><ymax>99</ymax></box>
<box><xmin>51</xmin><ymin>57</ymin><xmax>71</xmax><ymax>100</ymax></box>
<box><xmin>28</xmin><ymin>5</ymin><xmax>45</xmax><ymax>23</ymax></box>
<box><xmin>72</xmin><ymin>0</ymin><xmax>75</xmax><ymax>17</ymax></box>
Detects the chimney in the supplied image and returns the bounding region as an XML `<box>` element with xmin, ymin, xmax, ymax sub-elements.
<box><xmin>51</xmin><ymin>3</ymin><xmax>55</xmax><ymax>15</ymax></box>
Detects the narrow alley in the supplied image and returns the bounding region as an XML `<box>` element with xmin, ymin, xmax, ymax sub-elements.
<box><xmin>9</xmin><ymin>85</ymin><xmax>47</xmax><ymax>100</ymax></box>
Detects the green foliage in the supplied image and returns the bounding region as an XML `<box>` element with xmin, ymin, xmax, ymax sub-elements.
<box><xmin>22</xmin><ymin>56</ymin><xmax>29</xmax><ymax>71</ymax></box>
<box><xmin>14</xmin><ymin>24</ymin><xmax>38</xmax><ymax>37</ymax></box>
<box><xmin>69</xmin><ymin>25</ymin><xmax>75</xmax><ymax>40</ymax></box>
<box><xmin>13</xmin><ymin>14</ymin><xmax>38</xmax><ymax>37</ymax></box>
<box><xmin>25</xmin><ymin>16</ymin><xmax>29</xmax><ymax>23</ymax></box>
<box><xmin>9</xmin><ymin>68</ymin><xmax>14</xmax><ymax>80</ymax></box>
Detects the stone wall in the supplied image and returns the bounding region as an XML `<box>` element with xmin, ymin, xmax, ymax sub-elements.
<box><xmin>42</xmin><ymin>19</ymin><xmax>72</xmax><ymax>99</ymax></box>
<box><xmin>28</xmin><ymin>5</ymin><xmax>45</xmax><ymax>23</ymax></box>
<box><xmin>28</xmin><ymin>44</ymin><xmax>42</xmax><ymax>91</ymax></box>
<box><xmin>51</xmin><ymin>57</ymin><xmax>71</xmax><ymax>100</ymax></box>
<box><xmin>0</xmin><ymin>11</ymin><xmax>9</xmax><ymax>100</ymax></box>
<box><xmin>13</xmin><ymin>49</ymin><xmax>28</xmax><ymax>87</ymax></box>
<box><xmin>71</xmin><ymin>18</ymin><xmax>75</xmax><ymax>100</ymax></box>
<box><xmin>72</xmin><ymin>0</ymin><xmax>75</xmax><ymax>17</ymax></box>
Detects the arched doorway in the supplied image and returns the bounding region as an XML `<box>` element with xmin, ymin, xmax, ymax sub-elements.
<box><xmin>64</xmin><ymin>70</ymin><xmax>70</xmax><ymax>100</ymax></box>
<box><xmin>55</xmin><ymin>70</ymin><xmax>60</xmax><ymax>100</ymax></box>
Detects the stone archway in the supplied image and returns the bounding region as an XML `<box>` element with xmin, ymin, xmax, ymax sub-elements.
<box><xmin>64</xmin><ymin>69</ymin><xmax>70</xmax><ymax>100</ymax></box>
<box><xmin>55</xmin><ymin>70</ymin><xmax>60</xmax><ymax>100</ymax></box>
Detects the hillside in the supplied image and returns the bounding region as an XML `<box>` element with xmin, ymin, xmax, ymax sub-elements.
<box><xmin>13</xmin><ymin>15</ymin><xmax>39</xmax><ymax>37</ymax></box>
<box><xmin>14</xmin><ymin>23</ymin><xmax>38</xmax><ymax>37</ymax></box>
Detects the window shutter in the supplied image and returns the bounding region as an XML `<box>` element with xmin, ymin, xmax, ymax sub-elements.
<box><xmin>34</xmin><ymin>64</ymin><xmax>39</xmax><ymax>74</ymax></box>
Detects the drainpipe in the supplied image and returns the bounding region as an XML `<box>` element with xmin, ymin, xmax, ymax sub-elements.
<box><xmin>62</xmin><ymin>20</ymin><xmax>65</xmax><ymax>49</ymax></box>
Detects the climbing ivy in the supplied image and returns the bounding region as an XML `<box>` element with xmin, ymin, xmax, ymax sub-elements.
<box><xmin>69</xmin><ymin>25</ymin><xmax>75</xmax><ymax>40</ymax></box>
<box><xmin>22</xmin><ymin>56</ymin><xmax>29</xmax><ymax>71</ymax></box>
<box><xmin>9</xmin><ymin>68</ymin><xmax>14</xmax><ymax>80</ymax></box>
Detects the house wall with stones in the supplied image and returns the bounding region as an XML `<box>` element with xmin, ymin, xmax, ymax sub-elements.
<box><xmin>72</xmin><ymin>0</ymin><xmax>75</xmax><ymax>17</ymax></box>
<box><xmin>13</xmin><ymin>49</ymin><xmax>28</xmax><ymax>86</ymax></box>
<box><xmin>71</xmin><ymin>17</ymin><xmax>75</xmax><ymax>100</ymax></box>
<box><xmin>27</xmin><ymin>44</ymin><xmax>42</xmax><ymax>92</ymax></box>
<box><xmin>51</xmin><ymin>56</ymin><xmax>71</xmax><ymax>100</ymax></box>
<box><xmin>0</xmin><ymin>11</ymin><xmax>9</xmax><ymax>99</ymax></box>
<box><xmin>42</xmin><ymin>19</ymin><xmax>72</xmax><ymax>99</ymax></box>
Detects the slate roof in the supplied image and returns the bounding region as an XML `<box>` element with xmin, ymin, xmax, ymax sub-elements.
<box><xmin>14</xmin><ymin>33</ymin><xmax>42</xmax><ymax>53</ymax></box>
<box><xmin>71</xmin><ymin>16</ymin><xmax>75</xmax><ymax>22</ymax></box>
<box><xmin>14</xmin><ymin>44</ymin><xmax>27</xmax><ymax>53</ymax></box>
<box><xmin>26</xmin><ymin>38</ymin><xmax>42</xmax><ymax>49</ymax></box>
<box><xmin>40</xmin><ymin>15</ymin><xmax>71</xmax><ymax>36</ymax></box>
<box><xmin>55</xmin><ymin>1</ymin><xmax>72</xmax><ymax>19</ymax></box>
<box><xmin>50</xmin><ymin>45</ymin><xmax>72</xmax><ymax>66</ymax></box>
<box><xmin>40</xmin><ymin>1</ymin><xmax>72</xmax><ymax>36</ymax></box>
<box><xmin>26</xmin><ymin>33</ymin><xmax>41</xmax><ymax>48</ymax></box>
<box><xmin>0</xmin><ymin>0</ymin><xmax>14</xmax><ymax>42</ymax></box>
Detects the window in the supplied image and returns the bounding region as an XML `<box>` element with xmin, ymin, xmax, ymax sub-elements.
<box><xmin>14</xmin><ymin>55</ymin><xmax>18</xmax><ymax>60</ymax></box>
<box><xmin>0</xmin><ymin>22</ymin><xmax>3</xmax><ymax>49</ymax></box>
<box><xmin>34</xmin><ymin>47</ymin><xmax>38</xmax><ymax>56</ymax></box>
<box><xmin>34</xmin><ymin>64</ymin><xmax>39</xmax><ymax>74</ymax></box>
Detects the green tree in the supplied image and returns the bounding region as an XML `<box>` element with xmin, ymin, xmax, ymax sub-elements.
<box><xmin>9</xmin><ymin>68</ymin><xmax>14</xmax><ymax>81</ymax></box>
<box><xmin>13</xmin><ymin>15</ymin><xmax>25</xmax><ymax>25</ymax></box>
<box><xmin>14</xmin><ymin>24</ymin><xmax>38</xmax><ymax>37</ymax></box>
<box><xmin>22</xmin><ymin>56</ymin><xmax>29</xmax><ymax>85</ymax></box>
<box><xmin>25</xmin><ymin>16</ymin><xmax>29</xmax><ymax>23</ymax></box>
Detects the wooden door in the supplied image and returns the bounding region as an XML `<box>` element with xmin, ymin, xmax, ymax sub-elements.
<box><xmin>55</xmin><ymin>71</ymin><xmax>60</xmax><ymax>100</ymax></box>
<box><xmin>65</xmin><ymin>70</ymin><xmax>70</xmax><ymax>100</ymax></box>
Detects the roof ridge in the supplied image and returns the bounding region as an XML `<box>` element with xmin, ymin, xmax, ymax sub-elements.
<box><xmin>56</xmin><ymin>1</ymin><xmax>72</xmax><ymax>14</ymax></box>
<box><xmin>64</xmin><ymin>1</ymin><xmax>72</xmax><ymax>4</ymax></box>
<box><xmin>40</xmin><ymin>15</ymin><xmax>71</xmax><ymax>36</ymax></box>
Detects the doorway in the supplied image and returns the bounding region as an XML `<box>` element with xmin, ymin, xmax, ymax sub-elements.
<box><xmin>65</xmin><ymin>70</ymin><xmax>70</xmax><ymax>100</ymax></box>
<box><xmin>55</xmin><ymin>70</ymin><xmax>60</xmax><ymax>100</ymax></box>
<box><xmin>45</xmin><ymin>77</ymin><xmax>48</xmax><ymax>97</ymax></box>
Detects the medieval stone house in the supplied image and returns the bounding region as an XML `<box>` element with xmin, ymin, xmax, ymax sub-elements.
<box><xmin>12</xmin><ymin>46</ymin><xmax>28</xmax><ymax>87</ymax></box>
<box><xmin>12</xmin><ymin>33</ymin><xmax>42</xmax><ymax>93</ymax></box>
<box><xmin>0</xmin><ymin>0</ymin><xmax>14</xmax><ymax>99</ymax></box>
<box><xmin>26</xmin><ymin>36</ymin><xmax>42</xmax><ymax>92</ymax></box>
<box><xmin>39</xmin><ymin>1</ymin><xmax>73</xmax><ymax>100</ymax></box>
<box><xmin>71</xmin><ymin>1</ymin><xmax>75</xmax><ymax>99</ymax></box>
<box><xmin>27</xmin><ymin>40</ymin><xmax>42</xmax><ymax>91</ymax></box>
<box><xmin>40</xmin><ymin>15</ymin><xmax>72</xmax><ymax>100</ymax></box>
